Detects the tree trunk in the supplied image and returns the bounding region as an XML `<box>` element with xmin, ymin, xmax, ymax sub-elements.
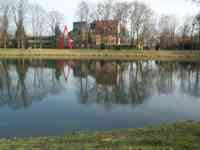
<box><xmin>3</xmin><ymin>37</ymin><xmax>7</xmax><ymax>48</ymax></box>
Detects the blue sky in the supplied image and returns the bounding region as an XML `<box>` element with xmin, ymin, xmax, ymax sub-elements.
<box><xmin>30</xmin><ymin>0</ymin><xmax>199</xmax><ymax>29</ymax></box>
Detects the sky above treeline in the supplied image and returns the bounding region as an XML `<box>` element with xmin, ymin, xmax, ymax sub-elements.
<box><xmin>30</xmin><ymin>0</ymin><xmax>199</xmax><ymax>29</ymax></box>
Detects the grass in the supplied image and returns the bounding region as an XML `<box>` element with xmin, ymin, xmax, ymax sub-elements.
<box><xmin>0</xmin><ymin>49</ymin><xmax>200</xmax><ymax>61</ymax></box>
<box><xmin>0</xmin><ymin>121</ymin><xmax>200</xmax><ymax>150</ymax></box>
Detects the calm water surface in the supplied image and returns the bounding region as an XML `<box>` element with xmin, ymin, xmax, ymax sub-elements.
<box><xmin>0</xmin><ymin>60</ymin><xmax>200</xmax><ymax>137</ymax></box>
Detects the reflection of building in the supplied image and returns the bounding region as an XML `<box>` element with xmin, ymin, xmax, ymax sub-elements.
<box><xmin>95</xmin><ymin>62</ymin><xmax>118</xmax><ymax>86</ymax></box>
<box><xmin>74</xmin><ymin>61</ymin><xmax>150</xmax><ymax>108</ymax></box>
<box><xmin>73</xmin><ymin>63</ymin><xmax>88</xmax><ymax>78</ymax></box>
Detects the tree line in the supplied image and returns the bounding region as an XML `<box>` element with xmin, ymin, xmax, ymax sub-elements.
<box><xmin>0</xmin><ymin>0</ymin><xmax>64</xmax><ymax>48</ymax></box>
<box><xmin>76</xmin><ymin>0</ymin><xmax>200</xmax><ymax>50</ymax></box>
<box><xmin>0</xmin><ymin>0</ymin><xmax>200</xmax><ymax>50</ymax></box>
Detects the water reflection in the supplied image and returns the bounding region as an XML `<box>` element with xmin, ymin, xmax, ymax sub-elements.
<box><xmin>76</xmin><ymin>61</ymin><xmax>151</xmax><ymax>109</ymax></box>
<box><xmin>0</xmin><ymin>60</ymin><xmax>62</xmax><ymax>109</ymax></box>
<box><xmin>179</xmin><ymin>62</ymin><xmax>200</xmax><ymax>97</ymax></box>
<box><xmin>75</xmin><ymin>61</ymin><xmax>200</xmax><ymax>109</ymax></box>
<box><xmin>0</xmin><ymin>60</ymin><xmax>200</xmax><ymax>110</ymax></box>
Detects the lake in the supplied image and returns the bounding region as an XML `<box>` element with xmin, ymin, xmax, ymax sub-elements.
<box><xmin>0</xmin><ymin>59</ymin><xmax>200</xmax><ymax>138</ymax></box>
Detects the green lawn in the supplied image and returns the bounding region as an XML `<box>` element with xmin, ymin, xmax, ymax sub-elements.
<box><xmin>0</xmin><ymin>121</ymin><xmax>200</xmax><ymax>150</ymax></box>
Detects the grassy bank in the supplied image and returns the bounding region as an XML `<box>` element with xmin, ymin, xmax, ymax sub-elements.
<box><xmin>0</xmin><ymin>49</ymin><xmax>200</xmax><ymax>61</ymax></box>
<box><xmin>0</xmin><ymin>121</ymin><xmax>200</xmax><ymax>150</ymax></box>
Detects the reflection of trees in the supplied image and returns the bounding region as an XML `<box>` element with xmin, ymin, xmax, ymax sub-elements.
<box><xmin>156</xmin><ymin>62</ymin><xmax>176</xmax><ymax>95</ymax></box>
<box><xmin>0</xmin><ymin>60</ymin><xmax>30</xmax><ymax>109</ymax></box>
<box><xmin>14</xmin><ymin>60</ymin><xmax>30</xmax><ymax>109</ymax></box>
<box><xmin>74</xmin><ymin>60</ymin><xmax>200</xmax><ymax>109</ymax></box>
<box><xmin>114</xmin><ymin>62</ymin><xmax>127</xmax><ymax>104</ymax></box>
<box><xmin>129</xmin><ymin>61</ymin><xmax>153</xmax><ymax>104</ymax></box>
<box><xmin>0</xmin><ymin>61</ymin><xmax>13</xmax><ymax>106</ymax></box>
<box><xmin>79</xmin><ymin>62</ymin><xmax>90</xmax><ymax>104</ymax></box>
<box><xmin>74</xmin><ymin>61</ymin><xmax>153</xmax><ymax>109</ymax></box>
<box><xmin>179</xmin><ymin>62</ymin><xmax>200</xmax><ymax>97</ymax></box>
<box><xmin>1</xmin><ymin>59</ymin><xmax>200</xmax><ymax>110</ymax></box>
<box><xmin>26</xmin><ymin>61</ymin><xmax>63</xmax><ymax>105</ymax></box>
<box><xmin>0</xmin><ymin>60</ymin><xmax>62</xmax><ymax>110</ymax></box>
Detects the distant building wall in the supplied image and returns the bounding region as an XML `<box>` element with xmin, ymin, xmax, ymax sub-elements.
<box><xmin>27</xmin><ymin>36</ymin><xmax>56</xmax><ymax>49</ymax></box>
<box><xmin>72</xmin><ymin>20</ymin><xmax>129</xmax><ymax>48</ymax></box>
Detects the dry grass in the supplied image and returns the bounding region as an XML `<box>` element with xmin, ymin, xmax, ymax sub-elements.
<box><xmin>0</xmin><ymin>49</ymin><xmax>200</xmax><ymax>61</ymax></box>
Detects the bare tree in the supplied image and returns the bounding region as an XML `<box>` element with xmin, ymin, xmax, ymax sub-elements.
<box><xmin>191</xmin><ymin>13</ymin><xmax>200</xmax><ymax>49</ymax></box>
<box><xmin>129</xmin><ymin>1</ymin><xmax>154</xmax><ymax>48</ymax></box>
<box><xmin>12</xmin><ymin>0</ymin><xmax>28</xmax><ymax>49</ymax></box>
<box><xmin>93</xmin><ymin>0</ymin><xmax>114</xmax><ymax>21</ymax></box>
<box><xmin>113</xmin><ymin>2</ymin><xmax>130</xmax><ymax>26</ymax></box>
<box><xmin>191</xmin><ymin>0</ymin><xmax>200</xmax><ymax>3</ymax></box>
<box><xmin>48</xmin><ymin>11</ymin><xmax>63</xmax><ymax>36</ymax></box>
<box><xmin>54</xmin><ymin>23</ymin><xmax>61</xmax><ymax>47</ymax></box>
<box><xmin>179</xmin><ymin>16</ymin><xmax>193</xmax><ymax>49</ymax></box>
<box><xmin>140</xmin><ymin>15</ymin><xmax>158</xmax><ymax>49</ymax></box>
<box><xmin>75</xmin><ymin>1</ymin><xmax>91</xmax><ymax>48</ymax></box>
<box><xmin>112</xmin><ymin>2</ymin><xmax>130</xmax><ymax>46</ymax></box>
<box><xmin>76</xmin><ymin>1</ymin><xmax>90</xmax><ymax>22</ymax></box>
<box><xmin>181</xmin><ymin>16</ymin><xmax>193</xmax><ymax>37</ymax></box>
<box><xmin>158</xmin><ymin>15</ymin><xmax>178</xmax><ymax>49</ymax></box>
<box><xmin>0</xmin><ymin>1</ymin><xmax>12</xmax><ymax>48</ymax></box>
<box><xmin>90</xmin><ymin>0</ymin><xmax>116</xmax><ymax>46</ymax></box>
<box><xmin>29</xmin><ymin>4</ymin><xmax>47</xmax><ymax>48</ymax></box>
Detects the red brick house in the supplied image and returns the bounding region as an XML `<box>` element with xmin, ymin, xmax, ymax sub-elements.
<box><xmin>90</xmin><ymin>20</ymin><xmax>121</xmax><ymax>47</ymax></box>
<box><xmin>72</xmin><ymin>20</ymin><xmax>129</xmax><ymax>48</ymax></box>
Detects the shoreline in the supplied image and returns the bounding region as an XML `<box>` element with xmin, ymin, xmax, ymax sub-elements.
<box><xmin>0</xmin><ymin>121</ymin><xmax>199</xmax><ymax>149</ymax></box>
<box><xmin>0</xmin><ymin>49</ymin><xmax>200</xmax><ymax>61</ymax></box>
